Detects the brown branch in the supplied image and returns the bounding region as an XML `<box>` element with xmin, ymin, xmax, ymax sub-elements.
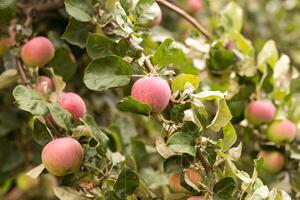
<box><xmin>196</xmin><ymin>146</ymin><xmax>213</xmax><ymax>174</ymax></box>
<box><xmin>16</xmin><ymin>58</ymin><xmax>28</xmax><ymax>84</ymax></box>
<box><xmin>155</xmin><ymin>0</ymin><xmax>213</xmax><ymax>39</ymax></box>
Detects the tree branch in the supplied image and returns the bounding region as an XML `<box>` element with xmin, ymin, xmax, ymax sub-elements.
<box><xmin>155</xmin><ymin>0</ymin><xmax>213</xmax><ymax>39</ymax></box>
<box><xmin>16</xmin><ymin>58</ymin><xmax>28</xmax><ymax>84</ymax></box>
<box><xmin>196</xmin><ymin>146</ymin><xmax>213</xmax><ymax>174</ymax></box>
<box><xmin>143</xmin><ymin>54</ymin><xmax>158</xmax><ymax>75</ymax></box>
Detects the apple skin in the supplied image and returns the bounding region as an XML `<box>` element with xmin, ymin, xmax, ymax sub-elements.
<box><xmin>187</xmin><ymin>0</ymin><xmax>202</xmax><ymax>13</ymax></box>
<box><xmin>186</xmin><ymin>168</ymin><xmax>201</xmax><ymax>186</ymax></box>
<box><xmin>131</xmin><ymin>76</ymin><xmax>171</xmax><ymax>113</ymax></box>
<box><xmin>245</xmin><ymin>100</ymin><xmax>276</xmax><ymax>125</ymax></box>
<box><xmin>42</xmin><ymin>137</ymin><xmax>84</xmax><ymax>176</ymax></box>
<box><xmin>58</xmin><ymin>92</ymin><xmax>87</xmax><ymax>120</ymax></box>
<box><xmin>258</xmin><ymin>151</ymin><xmax>284</xmax><ymax>173</ymax></box>
<box><xmin>169</xmin><ymin>173</ymin><xmax>188</xmax><ymax>193</ymax></box>
<box><xmin>21</xmin><ymin>36</ymin><xmax>55</xmax><ymax>68</ymax></box>
<box><xmin>36</xmin><ymin>76</ymin><xmax>54</xmax><ymax>95</ymax></box>
<box><xmin>266</xmin><ymin>119</ymin><xmax>296</xmax><ymax>144</ymax></box>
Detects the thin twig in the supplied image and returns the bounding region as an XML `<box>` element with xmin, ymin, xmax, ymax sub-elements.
<box><xmin>196</xmin><ymin>146</ymin><xmax>213</xmax><ymax>174</ymax></box>
<box><xmin>16</xmin><ymin>58</ymin><xmax>27</xmax><ymax>84</ymax></box>
<box><xmin>155</xmin><ymin>0</ymin><xmax>213</xmax><ymax>39</ymax></box>
<box><xmin>143</xmin><ymin>54</ymin><xmax>158</xmax><ymax>75</ymax></box>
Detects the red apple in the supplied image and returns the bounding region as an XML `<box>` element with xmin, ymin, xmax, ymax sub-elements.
<box><xmin>36</xmin><ymin>76</ymin><xmax>54</xmax><ymax>95</ymax></box>
<box><xmin>186</xmin><ymin>168</ymin><xmax>201</xmax><ymax>187</ymax></box>
<box><xmin>42</xmin><ymin>137</ymin><xmax>84</xmax><ymax>176</ymax></box>
<box><xmin>187</xmin><ymin>0</ymin><xmax>202</xmax><ymax>13</ymax></box>
<box><xmin>58</xmin><ymin>92</ymin><xmax>87</xmax><ymax>120</ymax></box>
<box><xmin>131</xmin><ymin>76</ymin><xmax>171</xmax><ymax>113</ymax></box>
<box><xmin>259</xmin><ymin>151</ymin><xmax>284</xmax><ymax>173</ymax></box>
<box><xmin>169</xmin><ymin>173</ymin><xmax>188</xmax><ymax>193</ymax></box>
<box><xmin>266</xmin><ymin>119</ymin><xmax>296</xmax><ymax>144</ymax></box>
<box><xmin>245</xmin><ymin>100</ymin><xmax>276</xmax><ymax>125</ymax></box>
<box><xmin>21</xmin><ymin>36</ymin><xmax>55</xmax><ymax>67</ymax></box>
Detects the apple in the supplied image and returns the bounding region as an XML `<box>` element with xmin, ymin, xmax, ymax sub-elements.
<box><xmin>245</xmin><ymin>100</ymin><xmax>276</xmax><ymax>125</ymax></box>
<box><xmin>16</xmin><ymin>173</ymin><xmax>39</xmax><ymax>191</ymax></box>
<box><xmin>21</xmin><ymin>36</ymin><xmax>55</xmax><ymax>67</ymax></box>
<box><xmin>186</xmin><ymin>168</ymin><xmax>201</xmax><ymax>187</ymax></box>
<box><xmin>58</xmin><ymin>92</ymin><xmax>87</xmax><ymax>120</ymax></box>
<box><xmin>35</xmin><ymin>76</ymin><xmax>54</xmax><ymax>95</ymax></box>
<box><xmin>187</xmin><ymin>0</ymin><xmax>202</xmax><ymax>13</ymax></box>
<box><xmin>266</xmin><ymin>119</ymin><xmax>296</xmax><ymax>144</ymax></box>
<box><xmin>258</xmin><ymin>151</ymin><xmax>284</xmax><ymax>173</ymax></box>
<box><xmin>131</xmin><ymin>76</ymin><xmax>171</xmax><ymax>113</ymax></box>
<box><xmin>42</xmin><ymin>137</ymin><xmax>84</xmax><ymax>176</ymax></box>
<box><xmin>169</xmin><ymin>172</ymin><xmax>188</xmax><ymax>193</ymax></box>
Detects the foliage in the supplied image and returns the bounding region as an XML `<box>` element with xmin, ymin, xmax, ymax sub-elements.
<box><xmin>0</xmin><ymin>0</ymin><xmax>300</xmax><ymax>200</ymax></box>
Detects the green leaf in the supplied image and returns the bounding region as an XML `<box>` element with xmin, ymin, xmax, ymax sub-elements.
<box><xmin>252</xmin><ymin>186</ymin><xmax>269</xmax><ymax>200</ymax></box>
<box><xmin>114</xmin><ymin>167</ymin><xmax>139</xmax><ymax>198</ymax></box>
<box><xmin>117</xmin><ymin>96</ymin><xmax>152</xmax><ymax>115</ymax></box>
<box><xmin>152</xmin><ymin>38</ymin><xmax>198</xmax><ymax>74</ymax></box>
<box><xmin>13</xmin><ymin>85</ymin><xmax>48</xmax><ymax>116</ymax></box>
<box><xmin>135</xmin><ymin>0</ymin><xmax>160</xmax><ymax>25</ymax></box>
<box><xmin>62</xmin><ymin>18</ymin><xmax>91</xmax><ymax>48</ymax></box>
<box><xmin>0</xmin><ymin>69</ymin><xmax>19</xmax><ymax>90</ymax></box>
<box><xmin>163</xmin><ymin>155</ymin><xmax>192</xmax><ymax>173</ymax></box>
<box><xmin>171</xmin><ymin>74</ymin><xmax>201</xmax><ymax>91</ymax></box>
<box><xmin>0</xmin><ymin>0</ymin><xmax>16</xmax><ymax>25</ymax></box>
<box><xmin>84</xmin><ymin>55</ymin><xmax>132</xmax><ymax>91</ymax></box>
<box><xmin>31</xmin><ymin>117</ymin><xmax>52</xmax><ymax>145</ymax></box>
<box><xmin>220</xmin><ymin>2</ymin><xmax>243</xmax><ymax>32</ymax></box>
<box><xmin>257</xmin><ymin>40</ymin><xmax>278</xmax><ymax>72</ymax></box>
<box><xmin>64</xmin><ymin>0</ymin><xmax>93</xmax><ymax>22</ymax></box>
<box><xmin>213</xmin><ymin>177</ymin><xmax>236</xmax><ymax>199</ymax></box>
<box><xmin>86</xmin><ymin>33</ymin><xmax>128</xmax><ymax>60</ymax></box>
<box><xmin>208</xmin><ymin>99</ymin><xmax>232</xmax><ymax>132</ymax></box>
<box><xmin>47</xmin><ymin>104</ymin><xmax>72</xmax><ymax>130</ymax></box>
<box><xmin>206</xmin><ymin>41</ymin><xmax>237</xmax><ymax>74</ymax></box>
<box><xmin>49</xmin><ymin>47</ymin><xmax>77</xmax><ymax>81</ymax></box>
<box><xmin>105</xmin><ymin>191</ymin><xmax>121</xmax><ymax>200</ymax></box>
<box><xmin>80</xmin><ymin>115</ymin><xmax>109</xmax><ymax>155</ymax></box>
<box><xmin>222</xmin><ymin>122</ymin><xmax>237</xmax><ymax>151</ymax></box>
<box><xmin>113</xmin><ymin>2</ymin><xmax>134</xmax><ymax>37</ymax></box>
<box><xmin>166</xmin><ymin>132</ymin><xmax>196</xmax><ymax>156</ymax></box>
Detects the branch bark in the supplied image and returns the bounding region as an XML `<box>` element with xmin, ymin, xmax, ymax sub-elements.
<box><xmin>196</xmin><ymin>146</ymin><xmax>213</xmax><ymax>174</ymax></box>
<box><xmin>155</xmin><ymin>0</ymin><xmax>213</xmax><ymax>39</ymax></box>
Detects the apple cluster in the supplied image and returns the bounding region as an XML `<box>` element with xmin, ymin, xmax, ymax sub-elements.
<box><xmin>245</xmin><ymin>100</ymin><xmax>296</xmax><ymax>173</ymax></box>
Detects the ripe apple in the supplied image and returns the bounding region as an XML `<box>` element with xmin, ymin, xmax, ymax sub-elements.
<box><xmin>245</xmin><ymin>100</ymin><xmax>276</xmax><ymax>125</ymax></box>
<box><xmin>131</xmin><ymin>76</ymin><xmax>171</xmax><ymax>113</ymax></box>
<box><xmin>42</xmin><ymin>137</ymin><xmax>84</xmax><ymax>176</ymax></box>
<box><xmin>35</xmin><ymin>76</ymin><xmax>54</xmax><ymax>95</ymax></box>
<box><xmin>258</xmin><ymin>151</ymin><xmax>284</xmax><ymax>173</ymax></box>
<box><xmin>187</xmin><ymin>0</ymin><xmax>202</xmax><ymax>13</ymax></box>
<box><xmin>58</xmin><ymin>92</ymin><xmax>87</xmax><ymax>120</ymax></box>
<box><xmin>169</xmin><ymin>172</ymin><xmax>188</xmax><ymax>193</ymax></box>
<box><xmin>186</xmin><ymin>168</ymin><xmax>201</xmax><ymax>187</ymax></box>
<box><xmin>266</xmin><ymin>119</ymin><xmax>296</xmax><ymax>144</ymax></box>
<box><xmin>21</xmin><ymin>36</ymin><xmax>55</xmax><ymax>67</ymax></box>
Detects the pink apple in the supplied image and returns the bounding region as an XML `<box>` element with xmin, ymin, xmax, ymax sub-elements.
<box><xmin>131</xmin><ymin>76</ymin><xmax>171</xmax><ymax>113</ymax></box>
<box><xmin>21</xmin><ymin>36</ymin><xmax>55</xmax><ymax>67</ymax></box>
<box><xmin>259</xmin><ymin>151</ymin><xmax>284</xmax><ymax>173</ymax></box>
<box><xmin>42</xmin><ymin>137</ymin><xmax>84</xmax><ymax>176</ymax></box>
<box><xmin>267</xmin><ymin>119</ymin><xmax>296</xmax><ymax>144</ymax></box>
<box><xmin>245</xmin><ymin>100</ymin><xmax>276</xmax><ymax>125</ymax></box>
<box><xmin>187</xmin><ymin>0</ymin><xmax>202</xmax><ymax>13</ymax></box>
<box><xmin>58</xmin><ymin>92</ymin><xmax>87</xmax><ymax>120</ymax></box>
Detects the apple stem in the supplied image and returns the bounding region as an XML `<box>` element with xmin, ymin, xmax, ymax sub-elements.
<box><xmin>196</xmin><ymin>146</ymin><xmax>213</xmax><ymax>174</ymax></box>
<box><xmin>155</xmin><ymin>0</ymin><xmax>213</xmax><ymax>39</ymax></box>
